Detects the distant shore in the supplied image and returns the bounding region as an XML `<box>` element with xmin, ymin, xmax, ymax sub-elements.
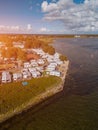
<box><xmin>0</xmin><ymin>61</ymin><xmax>69</xmax><ymax>123</ymax></box>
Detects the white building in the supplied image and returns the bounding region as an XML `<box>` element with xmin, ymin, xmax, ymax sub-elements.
<box><xmin>42</xmin><ymin>55</ymin><xmax>48</xmax><ymax>59</ymax></box>
<box><xmin>46</xmin><ymin>65</ymin><xmax>56</xmax><ymax>71</ymax></box>
<box><xmin>13</xmin><ymin>73</ymin><xmax>22</xmax><ymax>81</ymax></box>
<box><xmin>2</xmin><ymin>71</ymin><xmax>11</xmax><ymax>83</ymax></box>
<box><xmin>74</xmin><ymin>35</ymin><xmax>80</xmax><ymax>38</ymax></box>
<box><xmin>31</xmin><ymin>72</ymin><xmax>37</xmax><ymax>78</ymax></box>
<box><xmin>49</xmin><ymin>71</ymin><xmax>61</xmax><ymax>77</ymax></box>
<box><xmin>24</xmin><ymin>62</ymin><xmax>31</xmax><ymax>68</ymax></box>
<box><xmin>31</xmin><ymin>71</ymin><xmax>41</xmax><ymax>78</ymax></box>
<box><xmin>22</xmin><ymin>68</ymin><xmax>28</xmax><ymax>73</ymax></box>
<box><xmin>14</xmin><ymin>44</ymin><xmax>24</xmax><ymax>49</ymax></box>
<box><xmin>22</xmin><ymin>71</ymin><xmax>31</xmax><ymax>79</ymax></box>
<box><xmin>36</xmin><ymin>66</ymin><xmax>44</xmax><ymax>72</ymax></box>
<box><xmin>49</xmin><ymin>62</ymin><xmax>57</xmax><ymax>67</ymax></box>
<box><xmin>28</xmin><ymin>67</ymin><xmax>36</xmax><ymax>73</ymax></box>
<box><xmin>30</xmin><ymin>59</ymin><xmax>36</xmax><ymax>62</ymax></box>
<box><xmin>13</xmin><ymin>42</ymin><xmax>24</xmax><ymax>49</ymax></box>
<box><xmin>32</xmin><ymin>49</ymin><xmax>45</xmax><ymax>56</ymax></box>
<box><xmin>47</xmin><ymin>58</ymin><xmax>53</xmax><ymax>63</ymax></box>
<box><xmin>56</xmin><ymin>60</ymin><xmax>63</xmax><ymax>65</ymax></box>
<box><xmin>23</xmin><ymin>72</ymin><xmax>28</xmax><ymax>79</ymax></box>
<box><xmin>30</xmin><ymin>60</ymin><xmax>38</xmax><ymax>67</ymax></box>
<box><xmin>54</xmin><ymin>53</ymin><xmax>60</xmax><ymax>58</ymax></box>
<box><xmin>37</xmin><ymin>59</ymin><xmax>44</xmax><ymax>65</ymax></box>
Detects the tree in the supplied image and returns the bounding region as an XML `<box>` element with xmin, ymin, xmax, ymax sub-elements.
<box><xmin>1</xmin><ymin>47</ymin><xmax>17</xmax><ymax>58</ymax></box>
<box><xmin>1</xmin><ymin>47</ymin><xmax>26</xmax><ymax>60</ymax></box>
<box><xmin>48</xmin><ymin>46</ymin><xmax>55</xmax><ymax>55</ymax></box>
<box><xmin>24</xmin><ymin>39</ymin><xmax>32</xmax><ymax>48</ymax></box>
<box><xmin>60</xmin><ymin>55</ymin><xmax>67</xmax><ymax>61</ymax></box>
<box><xmin>1</xmin><ymin>48</ymin><xmax>6</xmax><ymax>57</ymax></box>
<box><xmin>5</xmin><ymin>39</ymin><xmax>13</xmax><ymax>47</ymax></box>
<box><xmin>17</xmin><ymin>48</ymin><xmax>26</xmax><ymax>60</ymax></box>
<box><xmin>42</xmin><ymin>45</ymin><xmax>55</xmax><ymax>55</ymax></box>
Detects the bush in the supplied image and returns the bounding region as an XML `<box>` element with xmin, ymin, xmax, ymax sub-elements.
<box><xmin>60</xmin><ymin>55</ymin><xmax>67</xmax><ymax>61</ymax></box>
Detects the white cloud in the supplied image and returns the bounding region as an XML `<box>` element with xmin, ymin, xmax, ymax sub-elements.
<box><xmin>27</xmin><ymin>24</ymin><xmax>32</xmax><ymax>30</ymax></box>
<box><xmin>40</xmin><ymin>27</ymin><xmax>47</xmax><ymax>32</ymax></box>
<box><xmin>11</xmin><ymin>26</ymin><xmax>20</xmax><ymax>30</ymax></box>
<box><xmin>41</xmin><ymin>0</ymin><xmax>98</xmax><ymax>33</ymax></box>
<box><xmin>42</xmin><ymin>1</ymin><xmax>58</xmax><ymax>12</ymax></box>
<box><xmin>0</xmin><ymin>25</ymin><xmax>20</xmax><ymax>31</ymax></box>
<box><xmin>40</xmin><ymin>27</ymin><xmax>53</xmax><ymax>33</ymax></box>
<box><xmin>0</xmin><ymin>24</ymin><xmax>33</xmax><ymax>33</ymax></box>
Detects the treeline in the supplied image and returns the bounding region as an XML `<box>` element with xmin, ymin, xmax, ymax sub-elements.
<box><xmin>1</xmin><ymin>47</ymin><xmax>26</xmax><ymax>60</ymax></box>
<box><xmin>0</xmin><ymin>35</ymin><xmax>55</xmax><ymax>60</ymax></box>
<box><xmin>0</xmin><ymin>34</ymin><xmax>53</xmax><ymax>43</ymax></box>
<box><xmin>24</xmin><ymin>39</ymin><xmax>55</xmax><ymax>55</ymax></box>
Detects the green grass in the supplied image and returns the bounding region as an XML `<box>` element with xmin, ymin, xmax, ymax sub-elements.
<box><xmin>0</xmin><ymin>76</ymin><xmax>61</xmax><ymax>115</ymax></box>
<box><xmin>1</xmin><ymin>88</ymin><xmax>98</xmax><ymax>130</ymax></box>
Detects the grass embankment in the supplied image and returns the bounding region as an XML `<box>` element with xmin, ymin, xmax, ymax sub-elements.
<box><xmin>3</xmin><ymin>88</ymin><xmax>98</xmax><ymax>130</ymax></box>
<box><xmin>0</xmin><ymin>76</ymin><xmax>61</xmax><ymax>116</ymax></box>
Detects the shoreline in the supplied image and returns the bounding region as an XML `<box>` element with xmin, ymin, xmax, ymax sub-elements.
<box><xmin>0</xmin><ymin>61</ymin><xmax>69</xmax><ymax>124</ymax></box>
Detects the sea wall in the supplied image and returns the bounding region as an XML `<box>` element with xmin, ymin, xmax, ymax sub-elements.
<box><xmin>0</xmin><ymin>61</ymin><xmax>69</xmax><ymax>123</ymax></box>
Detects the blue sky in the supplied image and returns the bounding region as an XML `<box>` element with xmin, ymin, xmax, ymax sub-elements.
<box><xmin>0</xmin><ymin>0</ymin><xmax>97</xmax><ymax>34</ymax></box>
<box><xmin>73</xmin><ymin>0</ymin><xmax>85</xmax><ymax>4</ymax></box>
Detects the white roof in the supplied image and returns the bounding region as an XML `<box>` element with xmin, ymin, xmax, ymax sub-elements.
<box><xmin>29</xmin><ymin>68</ymin><xmax>36</xmax><ymax>72</ymax></box>
<box><xmin>24</xmin><ymin>62</ymin><xmax>30</xmax><ymax>65</ymax></box>
<box><xmin>49</xmin><ymin>71</ymin><xmax>61</xmax><ymax>77</ymax></box>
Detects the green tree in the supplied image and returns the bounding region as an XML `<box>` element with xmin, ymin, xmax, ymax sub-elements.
<box><xmin>5</xmin><ymin>39</ymin><xmax>13</xmax><ymax>47</ymax></box>
<box><xmin>17</xmin><ymin>48</ymin><xmax>26</xmax><ymax>60</ymax></box>
<box><xmin>42</xmin><ymin>45</ymin><xmax>55</xmax><ymax>55</ymax></box>
<box><xmin>24</xmin><ymin>39</ymin><xmax>32</xmax><ymax>48</ymax></box>
<box><xmin>60</xmin><ymin>55</ymin><xmax>67</xmax><ymax>61</ymax></box>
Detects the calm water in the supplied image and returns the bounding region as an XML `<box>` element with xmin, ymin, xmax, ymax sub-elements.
<box><xmin>53</xmin><ymin>38</ymin><xmax>98</xmax><ymax>95</ymax></box>
<box><xmin>1</xmin><ymin>38</ymin><xmax>98</xmax><ymax>130</ymax></box>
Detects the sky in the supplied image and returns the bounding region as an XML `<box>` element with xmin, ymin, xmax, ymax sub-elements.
<box><xmin>0</xmin><ymin>0</ymin><xmax>97</xmax><ymax>34</ymax></box>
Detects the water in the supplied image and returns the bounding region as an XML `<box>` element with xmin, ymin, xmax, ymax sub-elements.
<box><xmin>1</xmin><ymin>38</ymin><xmax>98</xmax><ymax>130</ymax></box>
<box><xmin>53</xmin><ymin>38</ymin><xmax>98</xmax><ymax>95</ymax></box>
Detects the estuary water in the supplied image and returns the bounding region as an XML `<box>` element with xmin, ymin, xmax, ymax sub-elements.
<box><xmin>1</xmin><ymin>38</ymin><xmax>98</xmax><ymax>130</ymax></box>
<box><xmin>53</xmin><ymin>38</ymin><xmax>98</xmax><ymax>95</ymax></box>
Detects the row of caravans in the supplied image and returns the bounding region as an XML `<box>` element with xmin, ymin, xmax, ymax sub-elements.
<box><xmin>1</xmin><ymin>69</ymin><xmax>42</xmax><ymax>83</ymax></box>
<box><xmin>1</xmin><ymin>69</ymin><xmax>61</xmax><ymax>84</ymax></box>
<box><xmin>1</xmin><ymin>62</ymin><xmax>61</xmax><ymax>83</ymax></box>
<box><xmin>1</xmin><ymin>49</ymin><xmax>64</xmax><ymax>83</ymax></box>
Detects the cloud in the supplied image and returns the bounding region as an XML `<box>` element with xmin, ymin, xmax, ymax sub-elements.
<box><xmin>40</xmin><ymin>27</ymin><xmax>53</xmax><ymax>33</ymax></box>
<box><xmin>27</xmin><ymin>24</ymin><xmax>32</xmax><ymax>30</ymax></box>
<box><xmin>0</xmin><ymin>25</ymin><xmax>20</xmax><ymax>32</ymax></box>
<box><xmin>40</xmin><ymin>27</ymin><xmax>47</xmax><ymax>32</ymax></box>
<box><xmin>41</xmin><ymin>0</ymin><xmax>98</xmax><ymax>33</ymax></box>
<box><xmin>0</xmin><ymin>24</ymin><xmax>33</xmax><ymax>33</ymax></box>
<box><xmin>42</xmin><ymin>1</ymin><xmax>58</xmax><ymax>12</ymax></box>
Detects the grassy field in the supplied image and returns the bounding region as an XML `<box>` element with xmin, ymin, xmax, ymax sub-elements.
<box><xmin>0</xmin><ymin>76</ymin><xmax>61</xmax><ymax>115</ymax></box>
<box><xmin>1</xmin><ymin>80</ymin><xmax>98</xmax><ymax>130</ymax></box>
<box><xmin>2</xmin><ymin>87</ymin><xmax>98</xmax><ymax>130</ymax></box>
